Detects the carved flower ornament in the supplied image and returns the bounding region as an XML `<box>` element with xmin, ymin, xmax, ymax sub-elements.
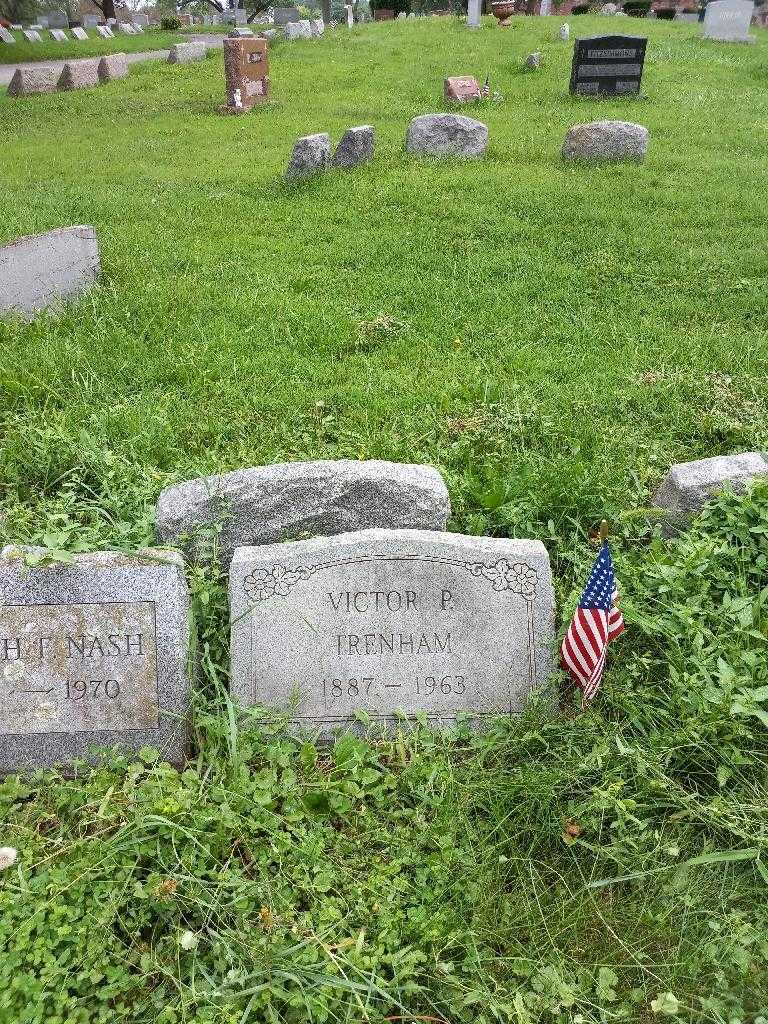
<box><xmin>243</xmin><ymin>564</ymin><xmax>314</xmax><ymax>602</ymax></box>
<box><xmin>470</xmin><ymin>559</ymin><xmax>538</xmax><ymax>599</ymax></box>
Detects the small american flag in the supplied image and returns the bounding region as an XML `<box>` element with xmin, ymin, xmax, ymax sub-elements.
<box><xmin>560</xmin><ymin>540</ymin><xmax>625</xmax><ymax>701</ymax></box>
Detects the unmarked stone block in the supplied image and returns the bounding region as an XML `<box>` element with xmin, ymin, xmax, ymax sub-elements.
<box><xmin>562</xmin><ymin>120</ymin><xmax>648</xmax><ymax>162</ymax></box>
<box><xmin>310</xmin><ymin>17</ymin><xmax>325</xmax><ymax>35</ymax></box>
<box><xmin>0</xmin><ymin>225</ymin><xmax>100</xmax><ymax>318</ymax></box>
<box><xmin>284</xmin><ymin>18</ymin><xmax>312</xmax><ymax>37</ymax></box>
<box><xmin>98</xmin><ymin>51</ymin><xmax>129</xmax><ymax>82</ymax></box>
<box><xmin>653</xmin><ymin>452</ymin><xmax>768</xmax><ymax>533</ymax></box>
<box><xmin>58</xmin><ymin>58</ymin><xmax>100</xmax><ymax>90</ymax></box>
<box><xmin>0</xmin><ymin>547</ymin><xmax>190</xmax><ymax>771</ymax></box>
<box><xmin>406</xmin><ymin>113</ymin><xmax>488</xmax><ymax>158</ymax></box>
<box><xmin>285</xmin><ymin>131</ymin><xmax>331</xmax><ymax>180</ymax></box>
<box><xmin>331</xmin><ymin>125</ymin><xmax>374</xmax><ymax>168</ymax></box>
<box><xmin>168</xmin><ymin>40</ymin><xmax>207</xmax><ymax>63</ymax></box>
<box><xmin>229</xmin><ymin>529</ymin><xmax>555</xmax><ymax>732</ymax></box>
<box><xmin>524</xmin><ymin>50</ymin><xmax>541</xmax><ymax>69</ymax></box>
<box><xmin>155</xmin><ymin>459</ymin><xmax>451</xmax><ymax>565</ymax></box>
<box><xmin>7</xmin><ymin>66</ymin><xmax>58</xmax><ymax>97</ymax></box>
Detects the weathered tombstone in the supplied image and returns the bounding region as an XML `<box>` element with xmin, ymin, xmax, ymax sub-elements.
<box><xmin>168</xmin><ymin>40</ymin><xmax>207</xmax><ymax>63</ymax></box>
<box><xmin>346</xmin><ymin>4</ymin><xmax>354</xmax><ymax>25</ymax></box>
<box><xmin>96</xmin><ymin>24</ymin><xmax>114</xmax><ymax>37</ymax></box>
<box><xmin>524</xmin><ymin>50</ymin><xmax>541</xmax><ymax>68</ymax></box>
<box><xmin>406</xmin><ymin>113</ymin><xmax>488</xmax><ymax>158</ymax></box>
<box><xmin>540</xmin><ymin>0</ymin><xmax>551</xmax><ymax>14</ymax></box>
<box><xmin>219</xmin><ymin>35</ymin><xmax>269</xmax><ymax>114</ymax></box>
<box><xmin>131</xmin><ymin>22</ymin><xmax>144</xmax><ymax>32</ymax></box>
<box><xmin>50</xmin><ymin>28</ymin><xmax>69</xmax><ymax>41</ymax></box>
<box><xmin>0</xmin><ymin>26</ymin><xmax>16</xmax><ymax>42</ymax></box>
<box><xmin>653</xmin><ymin>452</ymin><xmax>768</xmax><ymax>533</ymax></box>
<box><xmin>0</xmin><ymin>547</ymin><xmax>189</xmax><ymax>772</ymax></box>
<box><xmin>444</xmin><ymin>75</ymin><xmax>482</xmax><ymax>102</ymax></box>
<box><xmin>229</xmin><ymin>530</ymin><xmax>555</xmax><ymax>733</ymax></box>
<box><xmin>98</xmin><ymin>51</ymin><xmax>129</xmax><ymax>82</ymax></box>
<box><xmin>119</xmin><ymin>21</ymin><xmax>137</xmax><ymax>33</ymax></box>
<box><xmin>83</xmin><ymin>15</ymin><xmax>100</xmax><ymax>26</ymax></box>
<box><xmin>274</xmin><ymin>5</ymin><xmax>301</xmax><ymax>23</ymax></box>
<box><xmin>71</xmin><ymin>26</ymin><xmax>89</xmax><ymax>39</ymax></box>
<box><xmin>569</xmin><ymin>34</ymin><xmax>647</xmax><ymax>96</ymax></box>
<box><xmin>132</xmin><ymin>12</ymin><xmax>149</xmax><ymax>26</ymax></box>
<box><xmin>467</xmin><ymin>0</ymin><xmax>482</xmax><ymax>27</ymax></box>
<box><xmin>559</xmin><ymin>21</ymin><xmax>569</xmax><ymax>39</ymax></box>
<box><xmin>155</xmin><ymin>460</ymin><xmax>450</xmax><ymax>566</ymax></box>
<box><xmin>562</xmin><ymin>120</ymin><xmax>648</xmax><ymax>161</ymax></box>
<box><xmin>0</xmin><ymin>226</ymin><xmax>99</xmax><ymax>316</ymax></box>
<box><xmin>310</xmin><ymin>17</ymin><xmax>325</xmax><ymax>35</ymax></box>
<box><xmin>331</xmin><ymin>125</ymin><xmax>374</xmax><ymax>168</ymax></box>
<box><xmin>22</xmin><ymin>29</ymin><xmax>43</xmax><ymax>42</ymax></box>
<box><xmin>46</xmin><ymin>10</ymin><xmax>68</xmax><ymax>28</ymax></box>
<box><xmin>702</xmin><ymin>0</ymin><xmax>755</xmax><ymax>40</ymax></box>
<box><xmin>58</xmin><ymin>58</ymin><xmax>100</xmax><ymax>90</ymax></box>
<box><xmin>6</xmin><ymin>66</ymin><xmax>59</xmax><ymax>97</ymax></box>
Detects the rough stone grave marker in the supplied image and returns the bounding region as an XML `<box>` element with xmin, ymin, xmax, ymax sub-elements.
<box><xmin>0</xmin><ymin>548</ymin><xmax>190</xmax><ymax>771</ymax></box>
<box><xmin>220</xmin><ymin>35</ymin><xmax>269</xmax><ymax>112</ymax></box>
<box><xmin>0</xmin><ymin>225</ymin><xmax>100</xmax><ymax>316</ymax></box>
<box><xmin>703</xmin><ymin>0</ymin><xmax>755</xmax><ymax>40</ymax></box>
<box><xmin>230</xmin><ymin>530</ymin><xmax>555</xmax><ymax>732</ymax></box>
<box><xmin>569</xmin><ymin>33</ymin><xmax>647</xmax><ymax>96</ymax></box>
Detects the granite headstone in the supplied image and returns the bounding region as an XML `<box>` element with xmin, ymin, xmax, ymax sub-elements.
<box><xmin>569</xmin><ymin>33</ymin><xmax>647</xmax><ymax>96</ymax></box>
<box><xmin>702</xmin><ymin>0</ymin><xmax>755</xmax><ymax>41</ymax></box>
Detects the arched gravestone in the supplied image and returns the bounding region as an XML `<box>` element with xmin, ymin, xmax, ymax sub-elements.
<box><xmin>702</xmin><ymin>0</ymin><xmax>755</xmax><ymax>41</ymax></box>
<box><xmin>229</xmin><ymin>529</ymin><xmax>556</xmax><ymax>732</ymax></box>
<box><xmin>569</xmin><ymin>34</ymin><xmax>647</xmax><ymax>96</ymax></box>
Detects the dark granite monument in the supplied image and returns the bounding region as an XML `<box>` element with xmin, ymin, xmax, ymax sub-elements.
<box><xmin>569</xmin><ymin>34</ymin><xmax>647</xmax><ymax>97</ymax></box>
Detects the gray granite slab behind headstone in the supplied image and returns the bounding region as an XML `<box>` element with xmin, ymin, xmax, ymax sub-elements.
<box><xmin>230</xmin><ymin>529</ymin><xmax>555</xmax><ymax>733</ymax></box>
<box><xmin>156</xmin><ymin>460</ymin><xmax>451</xmax><ymax>565</ymax></box>
<box><xmin>0</xmin><ymin>547</ymin><xmax>190</xmax><ymax>772</ymax></box>
<box><xmin>168</xmin><ymin>40</ymin><xmax>207</xmax><ymax>63</ymax></box>
<box><xmin>703</xmin><ymin>0</ymin><xmax>755</xmax><ymax>40</ymax></box>
<box><xmin>653</xmin><ymin>452</ymin><xmax>768</xmax><ymax>533</ymax></box>
<box><xmin>0</xmin><ymin>225</ymin><xmax>100</xmax><ymax>317</ymax></box>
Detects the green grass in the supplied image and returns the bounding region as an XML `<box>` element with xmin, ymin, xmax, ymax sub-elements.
<box><xmin>0</xmin><ymin>16</ymin><xmax>768</xmax><ymax>1023</ymax></box>
<box><xmin>0</xmin><ymin>27</ymin><xmax>196</xmax><ymax>63</ymax></box>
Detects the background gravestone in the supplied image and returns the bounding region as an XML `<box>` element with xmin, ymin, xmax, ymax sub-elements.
<box><xmin>0</xmin><ymin>225</ymin><xmax>100</xmax><ymax>316</ymax></box>
<box><xmin>230</xmin><ymin>529</ymin><xmax>555</xmax><ymax>732</ymax></box>
<box><xmin>71</xmin><ymin>26</ymin><xmax>89</xmax><ymax>40</ymax></box>
<box><xmin>569</xmin><ymin>34</ymin><xmax>647</xmax><ymax>96</ymax></box>
<box><xmin>0</xmin><ymin>26</ymin><xmax>16</xmax><ymax>42</ymax></box>
<box><xmin>702</xmin><ymin>0</ymin><xmax>755</xmax><ymax>40</ymax></box>
<box><xmin>0</xmin><ymin>548</ymin><xmax>190</xmax><ymax>771</ymax></box>
<box><xmin>220</xmin><ymin>36</ymin><xmax>269</xmax><ymax>114</ymax></box>
<box><xmin>654</xmin><ymin>452</ymin><xmax>768</xmax><ymax>533</ymax></box>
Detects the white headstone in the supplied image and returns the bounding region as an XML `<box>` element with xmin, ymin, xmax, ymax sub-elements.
<box><xmin>0</xmin><ymin>26</ymin><xmax>16</xmax><ymax>42</ymax></box>
<box><xmin>467</xmin><ymin>0</ymin><xmax>481</xmax><ymax>28</ymax></box>
<box><xmin>559</xmin><ymin>21</ymin><xmax>569</xmax><ymax>39</ymax></box>
<box><xmin>703</xmin><ymin>0</ymin><xmax>755</xmax><ymax>40</ymax></box>
<box><xmin>346</xmin><ymin>4</ymin><xmax>354</xmax><ymax>27</ymax></box>
<box><xmin>230</xmin><ymin>529</ymin><xmax>555</xmax><ymax>733</ymax></box>
<box><xmin>539</xmin><ymin>0</ymin><xmax>551</xmax><ymax>13</ymax></box>
<box><xmin>50</xmin><ymin>28</ymin><xmax>69</xmax><ymax>41</ymax></box>
<box><xmin>22</xmin><ymin>29</ymin><xmax>43</xmax><ymax>42</ymax></box>
<box><xmin>96</xmin><ymin>24</ymin><xmax>114</xmax><ymax>37</ymax></box>
<box><xmin>71</xmin><ymin>26</ymin><xmax>89</xmax><ymax>40</ymax></box>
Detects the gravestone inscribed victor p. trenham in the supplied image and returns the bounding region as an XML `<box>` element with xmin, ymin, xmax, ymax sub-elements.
<box><xmin>230</xmin><ymin>529</ymin><xmax>555</xmax><ymax>731</ymax></box>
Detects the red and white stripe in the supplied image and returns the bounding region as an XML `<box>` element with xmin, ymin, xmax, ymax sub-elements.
<box><xmin>560</xmin><ymin>590</ymin><xmax>625</xmax><ymax>701</ymax></box>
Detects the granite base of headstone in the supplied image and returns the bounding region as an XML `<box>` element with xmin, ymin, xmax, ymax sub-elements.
<box><xmin>0</xmin><ymin>226</ymin><xmax>100</xmax><ymax>316</ymax></box>
<box><xmin>229</xmin><ymin>529</ymin><xmax>555</xmax><ymax>733</ymax></box>
<box><xmin>0</xmin><ymin>547</ymin><xmax>190</xmax><ymax>772</ymax></box>
<box><xmin>653</xmin><ymin>452</ymin><xmax>768</xmax><ymax>533</ymax></box>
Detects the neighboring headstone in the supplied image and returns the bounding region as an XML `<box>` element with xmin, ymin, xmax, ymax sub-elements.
<box><xmin>285</xmin><ymin>18</ymin><xmax>312</xmax><ymax>37</ymax></box>
<box><xmin>0</xmin><ymin>547</ymin><xmax>189</xmax><ymax>771</ymax></box>
<box><xmin>524</xmin><ymin>50</ymin><xmax>541</xmax><ymax>68</ymax></box>
<box><xmin>444</xmin><ymin>75</ymin><xmax>482</xmax><ymax>102</ymax></box>
<box><xmin>346</xmin><ymin>4</ymin><xmax>354</xmax><ymax>25</ymax></box>
<box><xmin>406</xmin><ymin>113</ymin><xmax>488</xmax><ymax>158</ymax></box>
<box><xmin>310</xmin><ymin>17</ymin><xmax>325</xmax><ymax>35</ymax></box>
<box><xmin>569</xmin><ymin>33</ymin><xmax>647</xmax><ymax>96</ymax></box>
<box><xmin>50</xmin><ymin>28</ymin><xmax>69</xmax><ymax>40</ymax></box>
<box><xmin>467</xmin><ymin>0</ymin><xmax>481</xmax><ymax>27</ymax></box>
<box><xmin>228</xmin><ymin>26</ymin><xmax>254</xmax><ymax>35</ymax></box>
<box><xmin>98</xmin><ymin>51</ymin><xmax>129</xmax><ymax>83</ymax></box>
<box><xmin>229</xmin><ymin>529</ymin><xmax>555</xmax><ymax>733</ymax></box>
<box><xmin>0</xmin><ymin>26</ymin><xmax>16</xmax><ymax>42</ymax></box>
<box><xmin>599</xmin><ymin>2</ymin><xmax>619</xmax><ymax>12</ymax></box>
<box><xmin>132</xmin><ymin>22</ymin><xmax>144</xmax><ymax>32</ymax></box>
<box><xmin>132</xmin><ymin>12</ymin><xmax>149</xmax><ymax>26</ymax></box>
<box><xmin>6</xmin><ymin>66</ymin><xmax>58</xmax><ymax>97</ymax></box>
<box><xmin>58</xmin><ymin>58</ymin><xmax>100</xmax><ymax>90</ymax></box>
<box><xmin>702</xmin><ymin>0</ymin><xmax>755</xmax><ymax>40</ymax></box>
<box><xmin>46</xmin><ymin>10</ymin><xmax>68</xmax><ymax>27</ymax></box>
<box><xmin>331</xmin><ymin>125</ymin><xmax>374</xmax><ymax>168</ymax></box>
<box><xmin>168</xmin><ymin>40</ymin><xmax>207</xmax><ymax>63</ymax></box>
<box><xmin>220</xmin><ymin>35</ymin><xmax>269</xmax><ymax>114</ymax></box>
<box><xmin>71</xmin><ymin>26</ymin><xmax>89</xmax><ymax>39</ymax></box>
<box><xmin>539</xmin><ymin>0</ymin><xmax>551</xmax><ymax>14</ymax></box>
<box><xmin>261</xmin><ymin>27</ymin><xmax>277</xmax><ymax>39</ymax></box>
<box><xmin>22</xmin><ymin>29</ymin><xmax>43</xmax><ymax>42</ymax></box>
<box><xmin>96</xmin><ymin>24</ymin><xmax>114</xmax><ymax>37</ymax></box>
<box><xmin>155</xmin><ymin>460</ymin><xmax>451</xmax><ymax>566</ymax></box>
<box><xmin>273</xmin><ymin>5</ymin><xmax>301</xmax><ymax>23</ymax></box>
<box><xmin>119</xmin><ymin>21</ymin><xmax>137</xmax><ymax>33</ymax></box>
<box><xmin>559</xmin><ymin>21</ymin><xmax>569</xmax><ymax>38</ymax></box>
<box><xmin>285</xmin><ymin>132</ymin><xmax>330</xmax><ymax>178</ymax></box>
<box><xmin>562</xmin><ymin>119</ymin><xmax>648</xmax><ymax>161</ymax></box>
<box><xmin>0</xmin><ymin>226</ymin><xmax>99</xmax><ymax>317</ymax></box>
<box><xmin>653</xmin><ymin>452</ymin><xmax>768</xmax><ymax>533</ymax></box>
<box><xmin>83</xmin><ymin>15</ymin><xmax>100</xmax><ymax>26</ymax></box>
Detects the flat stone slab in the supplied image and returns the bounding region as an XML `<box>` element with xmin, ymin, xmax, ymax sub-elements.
<box><xmin>156</xmin><ymin>459</ymin><xmax>451</xmax><ymax>565</ymax></box>
<box><xmin>7</xmin><ymin>66</ymin><xmax>59</xmax><ymax>97</ymax></box>
<box><xmin>653</xmin><ymin>452</ymin><xmax>768</xmax><ymax>532</ymax></box>
<box><xmin>58</xmin><ymin>58</ymin><xmax>100</xmax><ymax>90</ymax></box>
<box><xmin>562</xmin><ymin>120</ymin><xmax>648</xmax><ymax>161</ymax></box>
<box><xmin>22</xmin><ymin>29</ymin><xmax>43</xmax><ymax>42</ymax></box>
<box><xmin>96</xmin><ymin>25</ymin><xmax>115</xmax><ymax>37</ymax></box>
<box><xmin>0</xmin><ymin>547</ymin><xmax>190</xmax><ymax>771</ymax></box>
<box><xmin>331</xmin><ymin>125</ymin><xmax>374</xmax><ymax>168</ymax></box>
<box><xmin>285</xmin><ymin>131</ymin><xmax>331</xmax><ymax>180</ymax></box>
<box><xmin>71</xmin><ymin>26</ymin><xmax>89</xmax><ymax>40</ymax></box>
<box><xmin>406</xmin><ymin>113</ymin><xmax>488</xmax><ymax>158</ymax></box>
<box><xmin>229</xmin><ymin>529</ymin><xmax>555</xmax><ymax>732</ymax></box>
<box><xmin>0</xmin><ymin>27</ymin><xmax>16</xmax><ymax>43</ymax></box>
<box><xmin>50</xmin><ymin>28</ymin><xmax>69</xmax><ymax>41</ymax></box>
<box><xmin>168</xmin><ymin>40</ymin><xmax>207</xmax><ymax>63</ymax></box>
<box><xmin>98</xmin><ymin>52</ymin><xmax>129</xmax><ymax>82</ymax></box>
<box><xmin>0</xmin><ymin>225</ymin><xmax>100</xmax><ymax>318</ymax></box>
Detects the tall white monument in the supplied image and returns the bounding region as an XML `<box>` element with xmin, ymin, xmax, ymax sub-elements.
<box><xmin>467</xmin><ymin>0</ymin><xmax>482</xmax><ymax>27</ymax></box>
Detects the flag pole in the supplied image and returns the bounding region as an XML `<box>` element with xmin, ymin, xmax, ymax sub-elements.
<box><xmin>599</xmin><ymin>519</ymin><xmax>609</xmax><ymax>543</ymax></box>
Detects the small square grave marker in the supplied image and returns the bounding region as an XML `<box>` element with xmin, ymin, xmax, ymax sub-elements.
<box><xmin>444</xmin><ymin>75</ymin><xmax>482</xmax><ymax>102</ymax></box>
<box><xmin>569</xmin><ymin>33</ymin><xmax>647</xmax><ymax>96</ymax></box>
<box><xmin>96</xmin><ymin>24</ymin><xmax>114</xmax><ymax>37</ymax></box>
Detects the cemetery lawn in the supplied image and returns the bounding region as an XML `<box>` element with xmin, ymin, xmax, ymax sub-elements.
<box><xmin>1</xmin><ymin>15</ymin><xmax>768</xmax><ymax>1024</ymax></box>
<box><xmin>0</xmin><ymin>29</ymin><xmax>202</xmax><ymax>64</ymax></box>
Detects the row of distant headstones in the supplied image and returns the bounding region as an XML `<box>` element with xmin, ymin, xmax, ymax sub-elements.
<box><xmin>0</xmin><ymin>21</ymin><xmax>146</xmax><ymax>44</ymax></box>
<box><xmin>1</xmin><ymin>453</ymin><xmax>765</xmax><ymax>774</ymax></box>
